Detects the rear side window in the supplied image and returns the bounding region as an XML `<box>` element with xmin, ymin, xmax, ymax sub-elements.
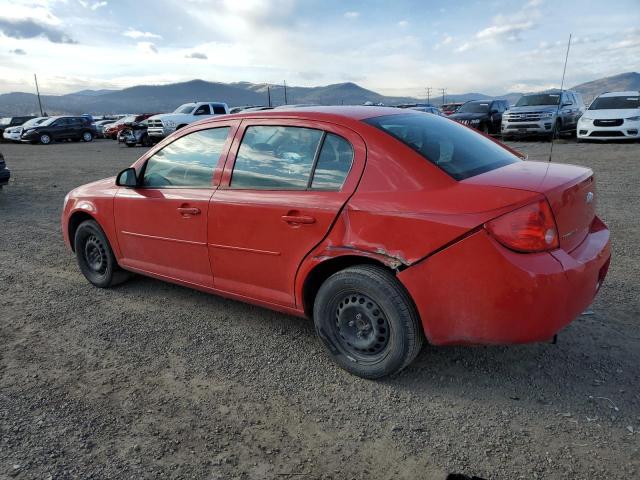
<box><xmin>365</xmin><ymin>113</ymin><xmax>518</xmax><ymax>180</ymax></box>
<box><xmin>311</xmin><ymin>133</ymin><xmax>354</xmax><ymax>190</ymax></box>
<box><xmin>143</xmin><ymin>127</ymin><xmax>230</xmax><ymax>188</ymax></box>
<box><xmin>213</xmin><ymin>105</ymin><xmax>227</xmax><ymax>114</ymax></box>
<box><xmin>231</xmin><ymin>126</ymin><xmax>323</xmax><ymax>189</ymax></box>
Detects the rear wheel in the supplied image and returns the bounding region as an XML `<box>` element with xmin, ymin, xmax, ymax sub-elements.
<box><xmin>74</xmin><ymin>220</ymin><xmax>130</xmax><ymax>288</ymax></box>
<box><xmin>313</xmin><ymin>265</ymin><xmax>424</xmax><ymax>379</ymax></box>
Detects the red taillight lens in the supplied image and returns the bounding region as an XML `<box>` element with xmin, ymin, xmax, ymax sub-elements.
<box><xmin>485</xmin><ymin>199</ymin><xmax>559</xmax><ymax>253</ymax></box>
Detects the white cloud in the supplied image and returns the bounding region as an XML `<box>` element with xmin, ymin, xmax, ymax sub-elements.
<box><xmin>137</xmin><ymin>42</ymin><xmax>158</xmax><ymax>54</ymax></box>
<box><xmin>91</xmin><ymin>1</ymin><xmax>107</xmax><ymax>10</ymax></box>
<box><xmin>185</xmin><ymin>51</ymin><xmax>207</xmax><ymax>60</ymax></box>
<box><xmin>344</xmin><ymin>11</ymin><xmax>360</xmax><ymax>19</ymax></box>
<box><xmin>476</xmin><ymin>21</ymin><xmax>534</xmax><ymax>42</ymax></box>
<box><xmin>123</xmin><ymin>28</ymin><xmax>162</xmax><ymax>40</ymax></box>
<box><xmin>397</xmin><ymin>20</ymin><xmax>409</xmax><ymax>28</ymax></box>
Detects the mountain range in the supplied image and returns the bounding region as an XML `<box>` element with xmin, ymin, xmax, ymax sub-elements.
<box><xmin>0</xmin><ymin>72</ymin><xmax>638</xmax><ymax>117</ymax></box>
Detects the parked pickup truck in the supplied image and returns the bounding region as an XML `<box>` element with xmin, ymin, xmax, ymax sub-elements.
<box><xmin>147</xmin><ymin>102</ymin><xmax>229</xmax><ymax>142</ymax></box>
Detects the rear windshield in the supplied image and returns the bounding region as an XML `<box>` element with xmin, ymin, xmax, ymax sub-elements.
<box><xmin>364</xmin><ymin>113</ymin><xmax>519</xmax><ymax>181</ymax></box>
<box><xmin>589</xmin><ymin>95</ymin><xmax>639</xmax><ymax>110</ymax></box>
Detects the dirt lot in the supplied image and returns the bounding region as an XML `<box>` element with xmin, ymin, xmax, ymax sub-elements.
<box><xmin>0</xmin><ymin>138</ymin><xmax>638</xmax><ymax>479</ymax></box>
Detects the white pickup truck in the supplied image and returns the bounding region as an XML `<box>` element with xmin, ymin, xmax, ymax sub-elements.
<box><xmin>147</xmin><ymin>102</ymin><xmax>229</xmax><ymax>141</ymax></box>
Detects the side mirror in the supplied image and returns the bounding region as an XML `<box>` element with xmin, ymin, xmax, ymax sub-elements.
<box><xmin>116</xmin><ymin>167</ymin><xmax>138</xmax><ymax>187</ymax></box>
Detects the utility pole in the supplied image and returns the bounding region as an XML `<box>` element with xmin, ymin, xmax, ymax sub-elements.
<box><xmin>267</xmin><ymin>85</ymin><xmax>272</xmax><ymax>107</ymax></box>
<box><xmin>440</xmin><ymin>88</ymin><xmax>447</xmax><ymax>106</ymax></box>
<box><xmin>34</xmin><ymin>74</ymin><xmax>44</xmax><ymax>116</ymax></box>
<box><xmin>283</xmin><ymin>80</ymin><xmax>288</xmax><ymax>105</ymax></box>
<box><xmin>425</xmin><ymin>87</ymin><xmax>432</xmax><ymax>105</ymax></box>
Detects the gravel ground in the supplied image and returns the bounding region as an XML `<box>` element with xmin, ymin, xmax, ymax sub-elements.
<box><xmin>0</xmin><ymin>138</ymin><xmax>638</xmax><ymax>479</ymax></box>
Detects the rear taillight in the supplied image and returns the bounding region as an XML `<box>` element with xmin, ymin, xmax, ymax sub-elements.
<box><xmin>484</xmin><ymin>199</ymin><xmax>559</xmax><ymax>253</ymax></box>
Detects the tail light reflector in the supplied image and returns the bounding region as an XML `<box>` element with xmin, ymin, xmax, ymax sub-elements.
<box><xmin>484</xmin><ymin>199</ymin><xmax>559</xmax><ymax>253</ymax></box>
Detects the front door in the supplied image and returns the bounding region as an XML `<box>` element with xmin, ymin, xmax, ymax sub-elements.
<box><xmin>114</xmin><ymin>125</ymin><xmax>235</xmax><ymax>287</ymax></box>
<box><xmin>209</xmin><ymin>119</ymin><xmax>365</xmax><ymax>307</ymax></box>
<box><xmin>51</xmin><ymin>118</ymin><xmax>71</xmax><ymax>140</ymax></box>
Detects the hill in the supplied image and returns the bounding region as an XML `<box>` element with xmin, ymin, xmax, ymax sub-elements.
<box><xmin>570</xmin><ymin>72</ymin><xmax>640</xmax><ymax>103</ymax></box>
<box><xmin>0</xmin><ymin>72</ymin><xmax>636</xmax><ymax>116</ymax></box>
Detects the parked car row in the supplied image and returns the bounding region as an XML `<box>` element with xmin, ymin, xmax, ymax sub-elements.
<box><xmin>2</xmin><ymin>90</ymin><xmax>637</xmax><ymax>146</ymax></box>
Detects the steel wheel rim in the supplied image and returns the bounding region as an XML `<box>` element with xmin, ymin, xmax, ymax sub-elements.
<box><xmin>334</xmin><ymin>293</ymin><xmax>390</xmax><ymax>358</ymax></box>
<box><xmin>41</xmin><ymin>135</ymin><xmax>50</xmax><ymax>144</ymax></box>
<box><xmin>84</xmin><ymin>234</ymin><xmax>107</xmax><ymax>275</ymax></box>
<box><xmin>83</xmin><ymin>132</ymin><xmax>92</xmax><ymax>141</ymax></box>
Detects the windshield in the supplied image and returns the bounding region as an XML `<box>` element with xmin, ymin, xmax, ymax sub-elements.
<box><xmin>174</xmin><ymin>103</ymin><xmax>196</xmax><ymax>114</ymax></box>
<box><xmin>40</xmin><ymin>117</ymin><xmax>60</xmax><ymax>127</ymax></box>
<box><xmin>589</xmin><ymin>95</ymin><xmax>640</xmax><ymax>110</ymax></box>
<box><xmin>22</xmin><ymin>117</ymin><xmax>47</xmax><ymax>128</ymax></box>
<box><xmin>457</xmin><ymin>102</ymin><xmax>490</xmax><ymax>113</ymax></box>
<box><xmin>516</xmin><ymin>94</ymin><xmax>560</xmax><ymax>107</ymax></box>
<box><xmin>365</xmin><ymin>113</ymin><xmax>518</xmax><ymax>180</ymax></box>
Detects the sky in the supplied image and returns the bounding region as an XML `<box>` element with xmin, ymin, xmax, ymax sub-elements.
<box><xmin>0</xmin><ymin>0</ymin><xmax>638</xmax><ymax>97</ymax></box>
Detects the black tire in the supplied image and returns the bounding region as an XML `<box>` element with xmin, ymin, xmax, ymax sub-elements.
<box><xmin>141</xmin><ymin>134</ymin><xmax>152</xmax><ymax>147</ymax></box>
<box><xmin>39</xmin><ymin>133</ymin><xmax>51</xmax><ymax>145</ymax></box>
<box><xmin>313</xmin><ymin>265</ymin><xmax>424</xmax><ymax>379</ymax></box>
<box><xmin>74</xmin><ymin>220</ymin><xmax>129</xmax><ymax>288</ymax></box>
<box><xmin>126</xmin><ymin>143</ymin><xmax>135</xmax><ymax>147</ymax></box>
<box><xmin>479</xmin><ymin>123</ymin><xmax>490</xmax><ymax>134</ymax></box>
<box><xmin>81</xmin><ymin>131</ymin><xmax>93</xmax><ymax>142</ymax></box>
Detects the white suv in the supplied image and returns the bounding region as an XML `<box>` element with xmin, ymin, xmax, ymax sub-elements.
<box><xmin>578</xmin><ymin>91</ymin><xmax>640</xmax><ymax>141</ymax></box>
<box><xmin>147</xmin><ymin>102</ymin><xmax>229</xmax><ymax>141</ymax></box>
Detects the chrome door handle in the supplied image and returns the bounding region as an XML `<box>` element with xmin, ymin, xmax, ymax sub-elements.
<box><xmin>281</xmin><ymin>215</ymin><xmax>316</xmax><ymax>225</ymax></box>
<box><xmin>177</xmin><ymin>207</ymin><xmax>201</xmax><ymax>216</ymax></box>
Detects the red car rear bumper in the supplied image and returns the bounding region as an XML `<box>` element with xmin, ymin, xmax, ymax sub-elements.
<box><xmin>398</xmin><ymin>217</ymin><xmax>611</xmax><ymax>345</ymax></box>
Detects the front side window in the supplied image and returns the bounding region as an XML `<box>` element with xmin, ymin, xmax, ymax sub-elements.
<box><xmin>231</xmin><ymin>126</ymin><xmax>323</xmax><ymax>189</ymax></box>
<box><xmin>213</xmin><ymin>105</ymin><xmax>227</xmax><ymax>114</ymax></box>
<box><xmin>365</xmin><ymin>113</ymin><xmax>519</xmax><ymax>181</ymax></box>
<box><xmin>143</xmin><ymin>127</ymin><xmax>230</xmax><ymax>188</ymax></box>
<box><xmin>194</xmin><ymin>104</ymin><xmax>211</xmax><ymax>115</ymax></box>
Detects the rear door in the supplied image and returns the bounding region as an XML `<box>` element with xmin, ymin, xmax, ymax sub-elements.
<box><xmin>114</xmin><ymin>122</ymin><xmax>238</xmax><ymax>286</ymax></box>
<box><xmin>208</xmin><ymin>118</ymin><xmax>366</xmax><ymax>307</ymax></box>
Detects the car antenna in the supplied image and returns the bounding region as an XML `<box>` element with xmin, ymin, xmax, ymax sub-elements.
<box><xmin>549</xmin><ymin>33</ymin><xmax>572</xmax><ymax>163</ymax></box>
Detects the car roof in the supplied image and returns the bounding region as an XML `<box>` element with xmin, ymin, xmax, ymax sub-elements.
<box><xmin>599</xmin><ymin>91</ymin><xmax>639</xmax><ymax>97</ymax></box>
<box><xmin>215</xmin><ymin>106</ymin><xmax>411</xmax><ymax>124</ymax></box>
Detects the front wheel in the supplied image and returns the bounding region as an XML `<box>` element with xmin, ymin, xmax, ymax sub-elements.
<box><xmin>313</xmin><ymin>265</ymin><xmax>424</xmax><ymax>379</ymax></box>
<box><xmin>74</xmin><ymin>220</ymin><xmax>130</xmax><ymax>288</ymax></box>
<box><xmin>39</xmin><ymin>134</ymin><xmax>51</xmax><ymax>145</ymax></box>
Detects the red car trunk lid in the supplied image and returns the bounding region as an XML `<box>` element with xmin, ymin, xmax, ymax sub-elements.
<box><xmin>464</xmin><ymin>160</ymin><xmax>596</xmax><ymax>252</ymax></box>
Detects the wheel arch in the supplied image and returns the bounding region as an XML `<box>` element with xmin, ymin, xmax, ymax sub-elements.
<box><xmin>301</xmin><ymin>254</ymin><xmax>399</xmax><ymax>319</ymax></box>
<box><xmin>67</xmin><ymin>210</ymin><xmax>97</xmax><ymax>252</ymax></box>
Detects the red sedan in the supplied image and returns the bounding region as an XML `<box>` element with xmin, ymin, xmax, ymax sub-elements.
<box><xmin>104</xmin><ymin>114</ymin><xmax>157</xmax><ymax>139</ymax></box>
<box><xmin>61</xmin><ymin>107</ymin><xmax>610</xmax><ymax>378</ymax></box>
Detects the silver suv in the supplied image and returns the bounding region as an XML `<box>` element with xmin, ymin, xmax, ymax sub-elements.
<box><xmin>502</xmin><ymin>90</ymin><xmax>585</xmax><ymax>140</ymax></box>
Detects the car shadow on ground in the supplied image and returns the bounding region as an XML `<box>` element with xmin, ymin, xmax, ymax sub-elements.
<box><xmin>113</xmin><ymin>274</ymin><xmax>636</xmax><ymax>419</ymax></box>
